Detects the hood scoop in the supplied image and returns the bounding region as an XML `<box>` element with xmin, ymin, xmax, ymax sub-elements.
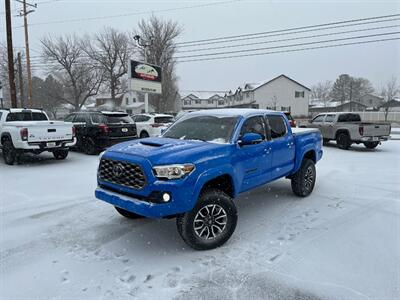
<box><xmin>139</xmin><ymin>141</ymin><xmax>164</xmax><ymax>147</ymax></box>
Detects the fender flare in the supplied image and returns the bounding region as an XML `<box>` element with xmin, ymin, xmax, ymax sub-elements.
<box><xmin>292</xmin><ymin>146</ymin><xmax>316</xmax><ymax>174</ymax></box>
<box><xmin>191</xmin><ymin>165</ymin><xmax>238</xmax><ymax>208</ymax></box>
<box><xmin>1</xmin><ymin>132</ymin><xmax>14</xmax><ymax>147</ymax></box>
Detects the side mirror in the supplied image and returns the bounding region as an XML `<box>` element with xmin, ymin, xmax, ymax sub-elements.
<box><xmin>238</xmin><ymin>132</ymin><xmax>263</xmax><ymax>146</ymax></box>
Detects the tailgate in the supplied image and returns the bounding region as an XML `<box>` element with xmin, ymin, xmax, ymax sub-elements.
<box><xmin>26</xmin><ymin>122</ymin><xmax>74</xmax><ymax>142</ymax></box>
<box><xmin>362</xmin><ymin>124</ymin><xmax>391</xmax><ymax>137</ymax></box>
<box><xmin>108</xmin><ymin>124</ymin><xmax>137</xmax><ymax>138</ymax></box>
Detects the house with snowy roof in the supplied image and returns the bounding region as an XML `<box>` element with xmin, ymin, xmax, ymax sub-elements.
<box><xmin>181</xmin><ymin>74</ymin><xmax>310</xmax><ymax>117</ymax></box>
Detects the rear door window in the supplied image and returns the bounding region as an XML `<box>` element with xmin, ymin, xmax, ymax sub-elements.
<box><xmin>64</xmin><ymin>114</ymin><xmax>75</xmax><ymax>122</ymax></box>
<box><xmin>74</xmin><ymin>114</ymin><xmax>89</xmax><ymax>123</ymax></box>
<box><xmin>325</xmin><ymin>114</ymin><xmax>335</xmax><ymax>123</ymax></box>
<box><xmin>266</xmin><ymin>115</ymin><xmax>287</xmax><ymax>139</ymax></box>
<box><xmin>337</xmin><ymin>114</ymin><xmax>361</xmax><ymax>122</ymax></box>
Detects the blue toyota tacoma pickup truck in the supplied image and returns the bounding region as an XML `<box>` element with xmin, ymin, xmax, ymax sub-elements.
<box><xmin>95</xmin><ymin>109</ymin><xmax>323</xmax><ymax>250</ymax></box>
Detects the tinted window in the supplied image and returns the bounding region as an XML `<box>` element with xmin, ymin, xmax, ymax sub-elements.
<box><xmin>74</xmin><ymin>114</ymin><xmax>88</xmax><ymax>123</ymax></box>
<box><xmin>6</xmin><ymin>112</ymin><xmax>48</xmax><ymax>122</ymax></box>
<box><xmin>64</xmin><ymin>114</ymin><xmax>75</xmax><ymax>122</ymax></box>
<box><xmin>284</xmin><ymin>112</ymin><xmax>293</xmax><ymax>121</ymax></box>
<box><xmin>312</xmin><ymin>115</ymin><xmax>325</xmax><ymax>123</ymax></box>
<box><xmin>266</xmin><ymin>115</ymin><xmax>287</xmax><ymax>139</ymax></box>
<box><xmin>163</xmin><ymin>115</ymin><xmax>239</xmax><ymax>143</ymax></box>
<box><xmin>325</xmin><ymin>114</ymin><xmax>335</xmax><ymax>123</ymax></box>
<box><xmin>103</xmin><ymin>114</ymin><xmax>133</xmax><ymax>124</ymax></box>
<box><xmin>337</xmin><ymin>113</ymin><xmax>361</xmax><ymax>122</ymax></box>
<box><xmin>155</xmin><ymin>116</ymin><xmax>174</xmax><ymax>124</ymax></box>
<box><xmin>0</xmin><ymin>112</ymin><xmax>2</xmax><ymax>121</ymax></box>
<box><xmin>240</xmin><ymin>116</ymin><xmax>266</xmax><ymax>140</ymax></box>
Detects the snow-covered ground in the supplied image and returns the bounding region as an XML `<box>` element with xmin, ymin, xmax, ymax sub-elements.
<box><xmin>1</xmin><ymin>142</ymin><xmax>399</xmax><ymax>300</ymax></box>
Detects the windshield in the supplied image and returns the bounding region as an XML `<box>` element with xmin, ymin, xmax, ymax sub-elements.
<box><xmin>163</xmin><ymin>115</ymin><xmax>239</xmax><ymax>143</ymax></box>
<box><xmin>6</xmin><ymin>112</ymin><xmax>48</xmax><ymax>121</ymax></box>
<box><xmin>103</xmin><ymin>114</ymin><xmax>133</xmax><ymax>124</ymax></box>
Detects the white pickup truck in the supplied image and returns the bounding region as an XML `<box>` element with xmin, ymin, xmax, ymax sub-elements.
<box><xmin>0</xmin><ymin>108</ymin><xmax>76</xmax><ymax>165</ymax></box>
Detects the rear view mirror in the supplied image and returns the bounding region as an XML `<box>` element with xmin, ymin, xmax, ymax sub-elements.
<box><xmin>238</xmin><ymin>133</ymin><xmax>263</xmax><ymax>146</ymax></box>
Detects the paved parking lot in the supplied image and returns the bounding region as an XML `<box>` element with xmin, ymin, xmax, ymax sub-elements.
<box><xmin>1</xmin><ymin>141</ymin><xmax>399</xmax><ymax>299</ymax></box>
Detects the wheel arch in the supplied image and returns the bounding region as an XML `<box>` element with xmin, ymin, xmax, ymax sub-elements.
<box><xmin>1</xmin><ymin>132</ymin><xmax>13</xmax><ymax>145</ymax></box>
<box><xmin>335</xmin><ymin>129</ymin><xmax>350</xmax><ymax>140</ymax></box>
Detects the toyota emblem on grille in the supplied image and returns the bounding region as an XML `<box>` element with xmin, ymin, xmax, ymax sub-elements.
<box><xmin>112</xmin><ymin>163</ymin><xmax>124</xmax><ymax>177</ymax></box>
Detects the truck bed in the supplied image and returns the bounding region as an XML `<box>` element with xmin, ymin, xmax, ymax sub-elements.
<box><xmin>291</xmin><ymin>127</ymin><xmax>320</xmax><ymax>135</ymax></box>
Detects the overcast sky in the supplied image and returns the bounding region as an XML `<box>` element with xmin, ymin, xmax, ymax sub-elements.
<box><xmin>1</xmin><ymin>0</ymin><xmax>399</xmax><ymax>92</ymax></box>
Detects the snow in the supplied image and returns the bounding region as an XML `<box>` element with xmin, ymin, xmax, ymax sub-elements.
<box><xmin>1</xmin><ymin>141</ymin><xmax>399</xmax><ymax>299</ymax></box>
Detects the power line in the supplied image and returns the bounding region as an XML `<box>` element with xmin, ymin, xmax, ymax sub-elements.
<box><xmin>176</xmin><ymin>13</ymin><xmax>400</xmax><ymax>46</ymax></box>
<box><xmin>177</xmin><ymin>37</ymin><xmax>400</xmax><ymax>63</ymax></box>
<box><xmin>176</xmin><ymin>24</ymin><xmax>400</xmax><ymax>53</ymax></box>
<box><xmin>15</xmin><ymin>0</ymin><xmax>241</xmax><ymax>28</ymax></box>
<box><xmin>27</xmin><ymin>20</ymin><xmax>400</xmax><ymax>61</ymax></box>
<box><xmin>175</xmin><ymin>31</ymin><xmax>400</xmax><ymax>59</ymax></box>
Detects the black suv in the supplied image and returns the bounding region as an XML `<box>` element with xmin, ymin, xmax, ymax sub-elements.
<box><xmin>64</xmin><ymin>111</ymin><xmax>137</xmax><ymax>154</ymax></box>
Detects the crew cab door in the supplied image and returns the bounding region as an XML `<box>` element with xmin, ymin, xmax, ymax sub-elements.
<box><xmin>235</xmin><ymin>115</ymin><xmax>272</xmax><ymax>192</ymax></box>
<box><xmin>323</xmin><ymin>114</ymin><xmax>336</xmax><ymax>139</ymax></box>
<box><xmin>265</xmin><ymin>114</ymin><xmax>295</xmax><ymax>180</ymax></box>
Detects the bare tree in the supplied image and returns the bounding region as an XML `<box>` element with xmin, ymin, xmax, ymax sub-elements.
<box><xmin>311</xmin><ymin>81</ymin><xmax>332</xmax><ymax>107</ymax></box>
<box><xmin>135</xmin><ymin>16</ymin><xmax>183</xmax><ymax>112</ymax></box>
<box><xmin>41</xmin><ymin>34</ymin><xmax>104</xmax><ymax>111</ymax></box>
<box><xmin>330</xmin><ymin>74</ymin><xmax>374</xmax><ymax>106</ymax></box>
<box><xmin>82</xmin><ymin>28</ymin><xmax>131</xmax><ymax>109</ymax></box>
<box><xmin>380</xmin><ymin>76</ymin><xmax>400</xmax><ymax>121</ymax></box>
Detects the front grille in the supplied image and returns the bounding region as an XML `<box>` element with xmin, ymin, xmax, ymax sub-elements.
<box><xmin>98</xmin><ymin>158</ymin><xmax>146</xmax><ymax>189</ymax></box>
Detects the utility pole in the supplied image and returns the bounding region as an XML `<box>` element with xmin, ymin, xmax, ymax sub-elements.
<box><xmin>17</xmin><ymin>52</ymin><xmax>25</xmax><ymax>108</ymax></box>
<box><xmin>5</xmin><ymin>0</ymin><xmax>18</xmax><ymax>108</ymax></box>
<box><xmin>133</xmin><ymin>35</ymin><xmax>153</xmax><ymax>113</ymax></box>
<box><xmin>17</xmin><ymin>0</ymin><xmax>36</xmax><ymax>108</ymax></box>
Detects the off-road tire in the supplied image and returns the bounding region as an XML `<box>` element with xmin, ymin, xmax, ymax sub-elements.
<box><xmin>291</xmin><ymin>158</ymin><xmax>316</xmax><ymax>197</ymax></box>
<box><xmin>115</xmin><ymin>206</ymin><xmax>143</xmax><ymax>219</ymax></box>
<box><xmin>53</xmin><ymin>149</ymin><xmax>69</xmax><ymax>160</ymax></box>
<box><xmin>2</xmin><ymin>140</ymin><xmax>17</xmax><ymax>165</ymax></box>
<box><xmin>363</xmin><ymin>141</ymin><xmax>379</xmax><ymax>149</ymax></box>
<box><xmin>176</xmin><ymin>189</ymin><xmax>237</xmax><ymax>250</ymax></box>
<box><xmin>336</xmin><ymin>132</ymin><xmax>351</xmax><ymax>150</ymax></box>
<box><xmin>140</xmin><ymin>131</ymin><xmax>149</xmax><ymax>138</ymax></box>
<box><xmin>84</xmin><ymin>137</ymin><xmax>97</xmax><ymax>155</ymax></box>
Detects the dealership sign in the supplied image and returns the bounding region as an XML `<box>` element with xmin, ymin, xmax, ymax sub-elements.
<box><xmin>129</xmin><ymin>60</ymin><xmax>162</xmax><ymax>94</ymax></box>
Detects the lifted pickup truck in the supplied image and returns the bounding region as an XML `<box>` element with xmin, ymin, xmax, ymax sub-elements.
<box><xmin>95</xmin><ymin>109</ymin><xmax>323</xmax><ymax>250</ymax></box>
<box><xmin>0</xmin><ymin>108</ymin><xmax>76</xmax><ymax>165</ymax></box>
<box><xmin>303</xmin><ymin>112</ymin><xmax>391</xmax><ymax>150</ymax></box>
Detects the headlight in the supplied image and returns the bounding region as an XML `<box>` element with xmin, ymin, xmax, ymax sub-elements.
<box><xmin>153</xmin><ymin>164</ymin><xmax>195</xmax><ymax>180</ymax></box>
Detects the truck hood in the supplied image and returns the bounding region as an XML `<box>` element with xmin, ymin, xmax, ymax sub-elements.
<box><xmin>107</xmin><ymin>137</ymin><xmax>231</xmax><ymax>165</ymax></box>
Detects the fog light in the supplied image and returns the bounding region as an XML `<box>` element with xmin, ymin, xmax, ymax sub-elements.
<box><xmin>162</xmin><ymin>193</ymin><xmax>171</xmax><ymax>202</ymax></box>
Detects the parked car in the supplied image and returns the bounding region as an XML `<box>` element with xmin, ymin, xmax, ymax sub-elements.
<box><xmin>283</xmin><ymin>111</ymin><xmax>297</xmax><ymax>127</ymax></box>
<box><xmin>64</xmin><ymin>111</ymin><xmax>137</xmax><ymax>155</ymax></box>
<box><xmin>302</xmin><ymin>112</ymin><xmax>391</xmax><ymax>149</ymax></box>
<box><xmin>0</xmin><ymin>108</ymin><xmax>76</xmax><ymax>165</ymax></box>
<box><xmin>95</xmin><ymin>109</ymin><xmax>323</xmax><ymax>250</ymax></box>
<box><xmin>132</xmin><ymin>113</ymin><xmax>174</xmax><ymax>138</ymax></box>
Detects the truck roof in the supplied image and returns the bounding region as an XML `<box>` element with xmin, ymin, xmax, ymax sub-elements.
<box><xmin>0</xmin><ymin>108</ymin><xmax>44</xmax><ymax>113</ymax></box>
<box><xmin>188</xmin><ymin>108</ymin><xmax>281</xmax><ymax>118</ymax></box>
